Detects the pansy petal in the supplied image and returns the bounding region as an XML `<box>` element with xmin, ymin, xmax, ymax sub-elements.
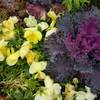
<box><xmin>29</xmin><ymin>61</ymin><xmax>47</xmax><ymax>74</ymax></box>
<box><xmin>6</xmin><ymin>51</ymin><xmax>20</xmax><ymax>66</ymax></box>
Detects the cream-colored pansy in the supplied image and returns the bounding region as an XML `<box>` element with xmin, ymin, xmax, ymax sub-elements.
<box><xmin>34</xmin><ymin>89</ymin><xmax>52</xmax><ymax>100</ymax></box>
<box><xmin>29</xmin><ymin>61</ymin><xmax>47</xmax><ymax>74</ymax></box>
<box><xmin>6</xmin><ymin>51</ymin><xmax>20</xmax><ymax>66</ymax></box>
<box><xmin>64</xmin><ymin>83</ymin><xmax>96</xmax><ymax>100</ymax></box>
<box><xmin>85</xmin><ymin>86</ymin><xmax>97</xmax><ymax>100</ymax></box>
<box><xmin>76</xmin><ymin>86</ymin><xmax>97</xmax><ymax>100</ymax></box>
<box><xmin>19</xmin><ymin>41</ymin><xmax>32</xmax><ymax>59</ymax></box>
<box><xmin>24</xmin><ymin>28</ymin><xmax>42</xmax><ymax>44</ymax></box>
<box><xmin>53</xmin><ymin>84</ymin><xmax>62</xmax><ymax>95</ymax></box>
<box><xmin>35</xmin><ymin>94</ymin><xmax>52</xmax><ymax>100</ymax></box>
<box><xmin>45</xmin><ymin>27</ymin><xmax>57</xmax><ymax>38</ymax></box>
<box><xmin>75</xmin><ymin>91</ymin><xmax>86</xmax><ymax>100</ymax></box>
<box><xmin>24</xmin><ymin>15</ymin><xmax>37</xmax><ymax>27</ymax></box>
<box><xmin>10</xmin><ymin>16</ymin><xmax>18</xmax><ymax>24</ymax></box>
<box><xmin>29</xmin><ymin>61</ymin><xmax>47</xmax><ymax>79</ymax></box>
<box><xmin>34</xmin><ymin>76</ymin><xmax>62</xmax><ymax>100</ymax></box>
<box><xmin>38</xmin><ymin>22</ymin><xmax>49</xmax><ymax>31</ymax></box>
<box><xmin>64</xmin><ymin>84</ymin><xmax>76</xmax><ymax>100</ymax></box>
<box><xmin>2</xmin><ymin>16</ymin><xmax>18</xmax><ymax>40</ymax></box>
<box><xmin>44</xmin><ymin>76</ymin><xmax>62</xmax><ymax>96</ymax></box>
<box><xmin>26</xmin><ymin>50</ymin><xmax>39</xmax><ymax>65</ymax></box>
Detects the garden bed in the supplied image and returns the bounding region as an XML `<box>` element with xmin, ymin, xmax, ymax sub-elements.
<box><xmin>0</xmin><ymin>0</ymin><xmax>100</xmax><ymax>100</ymax></box>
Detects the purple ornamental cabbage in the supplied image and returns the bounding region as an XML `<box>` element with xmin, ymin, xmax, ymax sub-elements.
<box><xmin>65</xmin><ymin>17</ymin><xmax>100</xmax><ymax>61</ymax></box>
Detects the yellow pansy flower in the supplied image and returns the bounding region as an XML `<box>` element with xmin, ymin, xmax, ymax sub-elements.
<box><xmin>64</xmin><ymin>84</ymin><xmax>76</xmax><ymax>100</ymax></box>
<box><xmin>34</xmin><ymin>76</ymin><xmax>62</xmax><ymax>100</ymax></box>
<box><xmin>44</xmin><ymin>76</ymin><xmax>53</xmax><ymax>88</ymax></box>
<box><xmin>3</xmin><ymin>16</ymin><xmax>17</xmax><ymax>31</ymax></box>
<box><xmin>24</xmin><ymin>28</ymin><xmax>42</xmax><ymax>44</ymax></box>
<box><xmin>19</xmin><ymin>41</ymin><xmax>32</xmax><ymax>59</ymax></box>
<box><xmin>35</xmin><ymin>90</ymin><xmax>52</xmax><ymax>100</ymax></box>
<box><xmin>29</xmin><ymin>61</ymin><xmax>47</xmax><ymax>79</ymax></box>
<box><xmin>29</xmin><ymin>61</ymin><xmax>47</xmax><ymax>74</ymax></box>
<box><xmin>2</xmin><ymin>16</ymin><xmax>18</xmax><ymax>40</ymax></box>
<box><xmin>44</xmin><ymin>76</ymin><xmax>61</xmax><ymax>96</ymax></box>
<box><xmin>0</xmin><ymin>47</ymin><xmax>8</xmax><ymax>59</ymax></box>
<box><xmin>75</xmin><ymin>86</ymin><xmax>97</xmax><ymax>100</ymax></box>
<box><xmin>2</xmin><ymin>31</ymin><xmax>15</xmax><ymax>40</ymax></box>
<box><xmin>6</xmin><ymin>51</ymin><xmax>20</xmax><ymax>66</ymax></box>
<box><xmin>26</xmin><ymin>50</ymin><xmax>39</xmax><ymax>65</ymax></box>
<box><xmin>0</xmin><ymin>39</ymin><xmax>8</xmax><ymax>61</ymax></box>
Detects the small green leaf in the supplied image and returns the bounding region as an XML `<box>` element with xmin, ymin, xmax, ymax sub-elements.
<box><xmin>73</xmin><ymin>0</ymin><xmax>80</xmax><ymax>9</ymax></box>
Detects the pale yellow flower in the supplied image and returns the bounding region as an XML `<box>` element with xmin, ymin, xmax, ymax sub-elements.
<box><xmin>85</xmin><ymin>86</ymin><xmax>97</xmax><ymax>100</ymax></box>
<box><xmin>0</xmin><ymin>39</ymin><xmax>8</xmax><ymax>47</ymax></box>
<box><xmin>45</xmin><ymin>27</ymin><xmax>57</xmax><ymax>38</ymax></box>
<box><xmin>75</xmin><ymin>91</ymin><xmax>86</xmax><ymax>100</ymax></box>
<box><xmin>24</xmin><ymin>16</ymin><xmax>37</xmax><ymax>27</ymax></box>
<box><xmin>64</xmin><ymin>83</ymin><xmax>96</xmax><ymax>100</ymax></box>
<box><xmin>75</xmin><ymin>86</ymin><xmax>97</xmax><ymax>100</ymax></box>
<box><xmin>64</xmin><ymin>84</ymin><xmax>76</xmax><ymax>100</ymax></box>
<box><xmin>24</xmin><ymin>28</ymin><xmax>42</xmax><ymax>44</ymax></box>
<box><xmin>44</xmin><ymin>76</ymin><xmax>62</xmax><ymax>96</ymax></box>
<box><xmin>6</xmin><ymin>51</ymin><xmax>20</xmax><ymax>66</ymax></box>
<box><xmin>26</xmin><ymin>50</ymin><xmax>39</xmax><ymax>65</ymax></box>
<box><xmin>0</xmin><ymin>39</ymin><xmax>8</xmax><ymax>61</ymax></box>
<box><xmin>34</xmin><ymin>76</ymin><xmax>62</xmax><ymax>100</ymax></box>
<box><xmin>38</xmin><ymin>22</ymin><xmax>49</xmax><ymax>31</ymax></box>
<box><xmin>29</xmin><ymin>61</ymin><xmax>47</xmax><ymax>79</ymax></box>
<box><xmin>35</xmin><ymin>90</ymin><xmax>52</xmax><ymax>100</ymax></box>
<box><xmin>44</xmin><ymin>76</ymin><xmax>53</xmax><ymax>88</ymax></box>
<box><xmin>29</xmin><ymin>61</ymin><xmax>47</xmax><ymax>74</ymax></box>
<box><xmin>19</xmin><ymin>41</ymin><xmax>32</xmax><ymax>59</ymax></box>
<box><xmin>2</xmin><ymin>16</ymin><xmax>18</xmax><ymax>40</ymax></box>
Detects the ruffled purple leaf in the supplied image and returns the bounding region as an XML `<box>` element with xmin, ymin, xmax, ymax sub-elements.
<box><xmin>44</xmin><ymin>31</ymin><xmax>77</xmax><ymax>82</ymax></box>
<box><xmin>65</xmin><ymin>17</ymin><xmax>100</xmax><ymax>61</ymax></box>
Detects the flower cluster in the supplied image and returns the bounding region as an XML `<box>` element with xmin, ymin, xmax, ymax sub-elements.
<box><xmin>0</xmin><ymin>15</ymin><xmax>49</xmax><ymax>66</ymax></box>
<box><xmin>64</xmin><ymin>84</ymin><xmax>97</xmax><ymax>100</ymax></box>
<box><xmin>34</xmin><ymin>76</ymin><xmax>62</xmax><ymax>100</ymax></box>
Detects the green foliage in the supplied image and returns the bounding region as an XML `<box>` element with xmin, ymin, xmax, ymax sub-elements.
<box><xmin>0</xmin><ymin>26</ymin><xmax>45</xmax><ymax>99</ymax></box>
<box><xmin>91</xmin><ymin>0</ymin><xmax>100</xmax><ymax>8</ymax></box>
<box><xmin>8</xmin><ymin>27</ymin><xmax>25</xmax><ymax>50</ymax></box>
<box><xmin>0</xmin><ymin>59</ymin><xmax>40</xmax><ymax>99</ymax></box>
<box><xmin>62</xmin><ymin>0</ymin><xmax>90</xmax><ymax>12</ymax></box>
